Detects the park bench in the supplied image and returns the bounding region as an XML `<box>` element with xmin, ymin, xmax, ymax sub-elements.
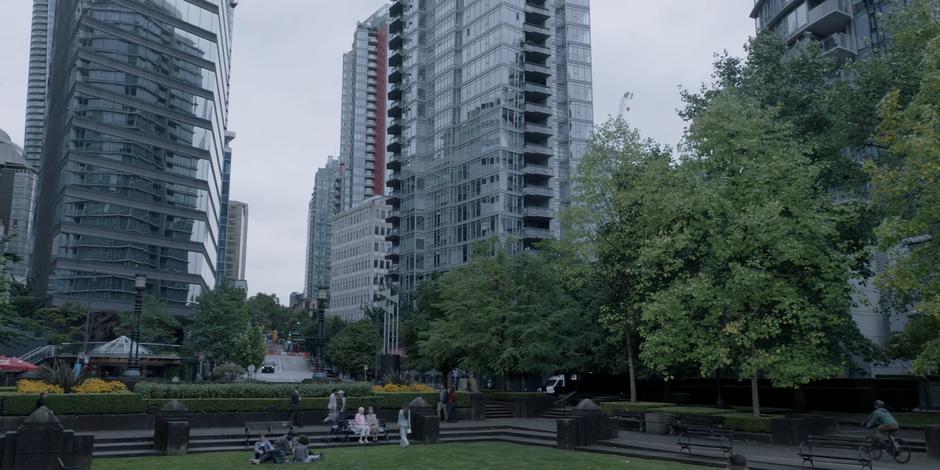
<box><xmin>611</xmin><ymin>410</ymin><xmax>645</xmax><ymax>432</ymax></box>
<box><xmin>56</xmin><ymin>458</ymin><xmax>80</xmax><ymax>470</ymax></box>
<box><xmin>342</xmin><ymin>418</ymin><xmax>390</xmax><ymax>441</ymax></box>
<box><xmin>244</xmin><ymin>420</ymin><xmax>293</xmax><ymax>445</ymax></box>
<box><xmin>797</xmin><ymin>435</ymin><xmax>874</xmax><ymax>470</ymax></box>
<box><xmin>677</xmin><ymin>425</ymin><xmax>734</xmax><ymax>456</ymax></box>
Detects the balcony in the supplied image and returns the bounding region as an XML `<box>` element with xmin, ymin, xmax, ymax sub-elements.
<box><xmin>389</xmin><ymin>33</ymin><xmax>403</xmax><ymax>50</ymax></box>
<box><xmin>386</xmin><ymin>138</ymin><xmax>401</xmax><ymax>153</ymax></box>
<box><xmin>820</xmin><ymin>32</ymin><xmax>857</xmax><ymax>60</ymax></box>
<box><xmin>386</xmin><ymin>158</ymin><xmax>402</xmax><ymax>171</ymax></box>
<box><xmin>524</xmin><ymin>143</ymin><xmax>553</xmax><ymax>162</ymax></box>
<box><xmin>525</xmin><ymin>122</ymin><xmax>552</xmax><ymax>139</ymax></box>
<box><xmin>524</xmin><ymin>41</ymin><xmax>551</xmax><ymax>62</ymax></box>
<box><xmin>387</xmin><ymin>193</ymin><xmax>401</xmax><ymax>207</ymax></box>
<box><xmin>386</xmin><ymin>210</ymin><xmax>400</xmax><ymax>224</ymax></box>
<box><xmin>389</xmin><ymin>67</ymin><xmax>403</xmax><ymax>84</ymax></box>
<box><xmin>388</xmin><ymin>102</ymin><xmax>402</xmax><ymax>119</ymax></box>
<box><xmin>387</xmin><ymin>120</ymin><xmax>402</xmax><ymax>136</ymax></box>
<box><xmin>523</xmin><ymin>185</ymin><xmax>553</xmax><ymax>200</ymax></box>
<box><xmin>523</xmin><ymin>227</ymin><xmax>552</xmax><ymax>240</ymax></box>
<box><xmin>389</xmin><ymin>50</ymin><xmax>403</xmax><ymax>67</ymax></box>
<box><xmin>388</xmin><ymin>85</ymin><xmax>402</xmax><ymax>101</ymax></box>
<box><xmin>805</xmin><ymin>0</ymin><xmax>853</xmax><ymax>37</ymax></box>
<box><xmin>386</xmin><ymin>246</ymin><xmax>400</xmax><ymax>261</ymax></box>
<box><xmin>386</xmin><ymin>269</ymin><xmax>400</xmax><ymax>281</ymax></box>
<box><xmin>389</xmin><ymin>16</ymin><xmax>403</xmax><ymax>34</ymax></box>
<box><xmin>523</xmin><ymin>23</ymin><xmax>551</xmax><ymax>42</ymax></box>
<box><xmin>389</xmin><ymin>0</ymin><xmax>404</xmax><ymax>17</ymax></box>
<box><xmin>524</xmin><ymin>62</ymin><xmax>551</xmax><ymax>80</ymax></box>
<box><xmin>385</xmin><ymin>229</ymin><xmax>400</xmax><ymax>242</ymax></box>
<box><xmin>523</xmin><ymin>164</ymin><xmax>553</xmax><ymax>177</ymax></box>
<box><xmin>387</xmin><ymin>172</ymin><xmax>401</xmax><ymax>189</ymax></box>
<box><xmin>523</xmin><ymin>206</ymin><xmax>553</xmax><ymax>220</ymax></box>
<box><xmin>524</xmin><ymin>3</ymin><xmax>550</xmax><ymax>23</ymax></box>
<box><xmin>524</xmin><ymin>102</ymin><xmax>552</xmax><ymax>120</ymax></box>
<box><xmin>525</xmin><ymin>82</ymin><xmax>551</xmax><ymax>100</ymax></box>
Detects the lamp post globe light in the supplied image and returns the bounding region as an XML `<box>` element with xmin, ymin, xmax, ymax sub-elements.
<box><xmin>124</xmin><ymin>274</ymin><xmax>147</xmax><ymax>377</ymax></box>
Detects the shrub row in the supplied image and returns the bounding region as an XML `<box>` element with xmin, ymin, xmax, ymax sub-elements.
<box><xmin>482</xmin><ymin>391</ymin><xmax>545</xmax><ymax>402</ymax></box>
<box><xmin>1</xmin><ymin>393</ymin><xmax>144</xmax><ymax>416</ymax></box>
<box><xmin>0</xmin><ymin>392</ymin><xmax>472</xmax><ymax>416</ymax></box>
<box><xmin>135</xmin><ymin>382</ymin><xmax>372</xmax><ymax>399</ymax></box>
<box><xmin>600</xmin><ymin>401</ymin><xmax>773</xmax><ymax>433</ymax></box>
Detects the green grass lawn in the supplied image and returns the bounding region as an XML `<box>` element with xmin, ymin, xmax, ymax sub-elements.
<box><xmin>93</xmin><ymin>442</ymin><xmax>705</xmax><ymax>470</ymax></box>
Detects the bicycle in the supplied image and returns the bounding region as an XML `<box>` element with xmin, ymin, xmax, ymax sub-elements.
<box><xmin>868</xmin><ymin>429</ymin><xmax>911</xmax><ymax>464</ymax></box>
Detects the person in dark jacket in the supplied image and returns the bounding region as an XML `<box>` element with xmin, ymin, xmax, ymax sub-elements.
<box><xmin>447</xmin><ymin>388</ymin><xmax>458</xmax><ymax>422</ymax></box>
<box><xmin>34</xmin><ymin>391</ymin><xmax>48</xmax><ymax>410</ymax></box>
<box><xmin>288</xmin><ymin>387</ymin><xmax>302</xmax><ymax>426</ymax></box>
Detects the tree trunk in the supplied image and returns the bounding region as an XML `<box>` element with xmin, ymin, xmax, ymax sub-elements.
<box><xmin>750</xmin><ymin>372</ymin><xmax>761</xmax><ymax>417</ymax></box>
<box><xmin>501</xmin><ymin>371</ymin><xmax>508</xmax><ymax>392</ymax></box>
<box><xmin>715</xmin><ymin>370</ymin><xmax>725</xmax><ymax>408</ymax></box>
<box><xmin>625</xmin><ymin>329</ymin><xmax>637</xmax><ymax>403</ymax></box>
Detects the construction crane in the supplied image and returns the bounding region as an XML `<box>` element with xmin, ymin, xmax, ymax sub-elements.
<box><xmin>618</xmin><ymin>91</ymin><xmax>634</xmax><ymax>118</ymax></box>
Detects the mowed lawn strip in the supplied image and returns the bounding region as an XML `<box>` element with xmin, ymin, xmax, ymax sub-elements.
<box><xmin>92</xmin><ymin>442</ymin><xmax>706</xmax><ymax>470</ymax></box>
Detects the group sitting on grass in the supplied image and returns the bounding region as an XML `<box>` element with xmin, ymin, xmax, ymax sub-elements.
<box><xmin>250</xmin><ymin>431</ymin><xmax>325</xmax><ymax>464</ymax></box>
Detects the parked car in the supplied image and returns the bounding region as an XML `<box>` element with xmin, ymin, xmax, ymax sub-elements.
<box><xmin>261</xmin><ymin>361</ymin><xmax>276</xmax><ymax>373</ymax></box>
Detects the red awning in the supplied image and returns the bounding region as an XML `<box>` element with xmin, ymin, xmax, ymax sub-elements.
<box><xmin>0</xmin><ymin>356</ymin><xmax>40</xmax><ymax>372</ymax></box>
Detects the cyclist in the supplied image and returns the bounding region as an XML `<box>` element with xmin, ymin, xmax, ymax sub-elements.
<box><xmin>863</xmin><ymin>400</ymin><xmax>899</xmax><ymax>447</ymax></box>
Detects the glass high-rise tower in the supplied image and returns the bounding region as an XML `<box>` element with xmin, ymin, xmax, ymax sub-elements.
<box><xmin>30</xmin><ymin>0</ymin><xmax>236</xmax><ymax>315</ymax></box>
<box><xmin>304</xmin><ymin>157</ymin><xmax>341</xmax><ymax>299</ymax></box>
<box><xmin>384</xmin><ymin>0</ymin><xmax>593</xmax><ymax>292</ymax></box>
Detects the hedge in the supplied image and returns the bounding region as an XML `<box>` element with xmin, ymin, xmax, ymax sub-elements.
<box><xmin>1</xmin><ymin>393</ymin><xmax>145</xmax><ymax>416</ymax></box>
<box><xmin>0</xmin><ymin>391</ymin><xmax>473</xmax><ymax>416</ymax></box>
<box><xmin>482</xmin><ymin>391</ymin><xmax>545</xmax><ymax>402</ymax></box>
<box><xmin>599</xmin><ymin>401</ymin><xmax>674</xmax><ymax>415</ymax></box>
<box><xmin>135</xmin><ymin>382</ymin><xmax>372</xmax><ymax>399</ymax></box>
<box><xmin>719</xmin><ymin>413</ymin><xmax>773</xmax><ymax>433</ymax></box>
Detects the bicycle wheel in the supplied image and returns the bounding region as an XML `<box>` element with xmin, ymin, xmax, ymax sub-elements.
<box><xmin>891</xmin><ymin>437</ymin><xmax>911</xmax><ymax>464</ymax></box>
<box><xmin>870</xmin><ymin>446</ymin><xmax>883</xmax><ymax>461</ymax></box>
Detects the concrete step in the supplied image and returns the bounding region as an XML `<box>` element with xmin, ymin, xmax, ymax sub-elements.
<box><xmin>588</xmin><ymin>440</ymin><xmax>802</xmax><ymax>470</ymax></box>
<box><xmin>440</xmin><ymin>428</ymin><xmax>555</xmax><ymax>442</ymax></box>
<box><xmin>440</xmin><ymin>434</ymin><xmax>557</xmax><ymax>448</ymax></box>
<box><xmin>93</xmin><ymin>449</ymin><xmax>164</xmax><ymax>459</ymax></box>
<box><xmin>94</xmin><ymin>441</ymin><xmax>154</xmax><ymax>451</ymax></box>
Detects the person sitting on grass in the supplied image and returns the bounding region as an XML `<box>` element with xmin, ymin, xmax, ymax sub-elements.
<box><xmin>250</xmin><ymin>430</ymin><xmax>294</xmax><ymax>464</ymax></box>
<box><xmin>366</xmin><ymin>406</ymin><xmax>381</xmax><ymax>442</ymax></box>
<box><xmin>251</xmin><ymin>433</ymin><xmax>272</xmax><ymax>461</ymax></box>
<box><xmin>354</xmin><ymin>407</ymin><xmax>370</xmax><ymax>443</ymax></box>
<box><xmin>291</xmin><ymin>435</ymin><xmax>325</xmax><ymax>463</ymax></box>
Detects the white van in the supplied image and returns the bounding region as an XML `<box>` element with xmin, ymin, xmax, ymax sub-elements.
<box><xmin>544</xmin><ymin>375</ymin><xmax>565</xmax><ymax>394</ymax></box>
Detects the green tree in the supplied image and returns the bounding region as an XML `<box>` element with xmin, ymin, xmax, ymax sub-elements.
<box><xmin>639</xmin><ymin>92</ymin><xmax>873</xmax><ymax>416</ymax></box>
<box><xmin>869</xmin><ymin>33</ymin><xmax>940</xmax><ymax>374</ymax></box>
<box><xmin>557</xmin><ymin>116</ymin><xmax>676</xmax><ymax>402</ymax></box>
<box><xmin>417</xmin><ymin>240</ymin><xmax>581</xmax><ymax>389</ymax></box>
<box><xmin>328</xmin><ymin>319</ymin><xmax>379</xmax><ymax>378</ymax></box>
<box><xmin>32</xmin><ymin>304</ymin><xmax>87</xmax><ymax>344</ymax></box>
<box><xmin>248</xmin><ymin>293</ymin><xmax>299</xmax><ymax>336</ymax></box>
<box><xmin>113</xmin><ymin>296</ymin><xmax>180</xmax><ymax>344</ymax></box>
<box><xmin>234</xmin><ymin>324</ymin><xmax>267</xmax><ymax>370</ymax></box>
<box><xmin>183</xmin><ymin>285</ymin><xmax>252</xmax><ymax>365</ymax></box>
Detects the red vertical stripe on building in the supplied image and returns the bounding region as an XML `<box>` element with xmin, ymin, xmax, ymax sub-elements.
<box><xmin>374</xmin><ymin>25</ymin><xmax>388</xmax><ymax>196</ymax></box>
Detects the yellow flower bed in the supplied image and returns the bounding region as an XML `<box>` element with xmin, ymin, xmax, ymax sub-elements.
<box><xmin>73</xmin><ymin>378</ymin><xmax>128</xmax><ymax>394</ymax></box>
<box><xmin>16</xmin><ymin>379</ymin><xmax>64</xmax><ymax>394</ymax></box>
<box><xmin>373</xmin><ymin>383</ymin><xmax>434</xmax><ymax>393</ymax></box>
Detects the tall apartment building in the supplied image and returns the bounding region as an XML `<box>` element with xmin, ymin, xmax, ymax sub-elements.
<box><xmin>23</xmin><ymin>0</ymin><xmax>56</xmax><ymax>170</ymax></box>
<box><xmin>304</xmin><ymin>157</ymin><xmax>341</xmax><ymax>299</ymax></box>
<box><xmin>0</xmin><ymin>129</ymin><xmax>36</xmax><ymax>282</ymax></box>
<box><xmin>216</xmin><ymin>130</ymin><xmax>235</xmax><ymax>286</ymax></box>
<box><xmin>339</xmin><ymin>6</ymin><xmax>390</xmax><ymax>211</ymax></box>
<box><xmin>750</xmin><ymin>0</ymin><xmax>897</xmax><ymax>59</ymax></box>
<box><xmin>221</xmin><ymin>200</ymin><xmax>248</xmax><ymax>284</ymax></box>
<box><xmin>328</xmin><ymin>196</ymin><xmax>392</xmax><ymax>322</ymax></box>
<box><xmin>30</xmin><ymin>0</ymin><xmax>236</xmax><ymax>315</ymax></box>
<box><xmin>384</xmin><ymin>0</ymin><xmax>593</xmax><ymax>292</ymax></box>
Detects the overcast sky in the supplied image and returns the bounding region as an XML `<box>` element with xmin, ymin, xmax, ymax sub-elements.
<box><xmin>0</xmin><ymin>0</ymin><xmax>756</xmax><ymax>304</ymax></box>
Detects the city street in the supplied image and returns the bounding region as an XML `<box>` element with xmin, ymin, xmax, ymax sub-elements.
<box><xmin>253</xmin><ymin>353</ymin><xmax>313</xmax><ymax>383</ymax></box>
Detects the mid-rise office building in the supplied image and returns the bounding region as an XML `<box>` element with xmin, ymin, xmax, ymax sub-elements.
<box><xmin>750</xmin><ymin>0</ymin><xmax>897</xmax><ymax>59</ymax></box>
<box><xmin>339</xmin><ymin>6</ymin><xmax>390</xmax><ymax>211</ymax></box>
<box><xmin>221</xmin><ymin>200</ymin><xmax>248</xmax><ymax>284</ymax></box>
<box><xmin>0</xmin><ymin>129</ymin><xmax>36</xmax><ymax>282</ymax></box>
<box><xmin>304</xmin><ymin>157</ymin><xmax>341</xmax><ymax>299</ymax></box>
<box><xmin>384</xmin><ymin>0</ymin><xmax>594</xmax><ymax>292</ymax></box>
<box><xmin>216</xmin><ymin>130</ymin><xmax>236</xmax><ymax>286</ymax></box>
<box><xmin>328</xmin><ymin>196</ymin><xmax>392</xmax><ymax>322</ymax></box>
<box><xmin>30</xmin><ymin>0</ymin><xmax>236</xmax><ymax>315</ymax></box>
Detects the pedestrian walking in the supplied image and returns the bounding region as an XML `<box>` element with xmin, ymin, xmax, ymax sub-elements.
<box><xmin>447</xmin><ymin>387</ymin><xmax>458</xmax><ymax>422</ymax></box>
<box><xmin>324</xmin><ymin>388</ymin><xmax>338</xmax><ymax>423</ymax></box>
<box><xmin>437</xmin><ymin>385</ymin><xmax>448</xmax><ymax>422</ymax></box>
<box><xmin>34</xmin><ymin>391</ymin><xmax>48</xmax><ymax>411</ymax></box>
<box><xmin>288</xmin><ymin>387</ymin><xmax>301</xmax><ymax>426</ymax></box>
<box><xmin>398</xmin><ymin>407</ymin><xmax>411</xmax><ymax>448</ymax></box>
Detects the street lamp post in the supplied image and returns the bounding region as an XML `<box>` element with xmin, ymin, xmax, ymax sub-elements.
<box><xmin>124</xmin><ymin>274</ymin><xmax>146</xmax><ymax>378</ymax></box>
<box><xmin>315</xmin><ymin>288</ymin><xmax>328</xmax><ymax>371</ymax></box>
